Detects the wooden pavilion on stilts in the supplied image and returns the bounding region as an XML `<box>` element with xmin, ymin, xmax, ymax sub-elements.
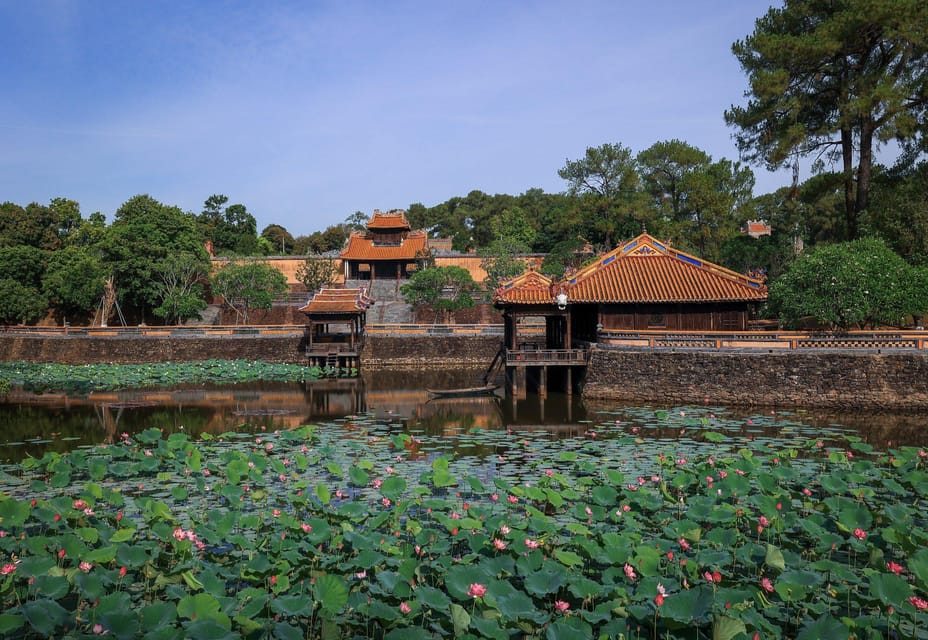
<box><xmin>299</xmin><ymin>287</ymin><xmax>374</xmax><ymax>371</ymax></box>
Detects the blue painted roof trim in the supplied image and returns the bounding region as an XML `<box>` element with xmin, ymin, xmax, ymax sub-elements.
<box><xmin>622</xmin><ymin>240</ymin><xmax>638</xmax><ymax>252</ymax></box>
<box><xmin>676</xmin><ymin>253</ymin><xmax>702</xmax><ymax>267</ymax></box>
<box><xmin>602</xmin><ymin>255</ymin><xmax>615</xmax><ymax>266</ymax></box>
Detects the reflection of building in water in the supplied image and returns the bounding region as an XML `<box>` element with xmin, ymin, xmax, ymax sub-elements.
<box><xmin>302</xmin><ymin>379</ymin><xmax>366</xmax><ymax>420</ymax></box>
<box><xmin>406</xmin><ymin>396</ymin><xmax>504</xmax><ymax>437</ymax></box>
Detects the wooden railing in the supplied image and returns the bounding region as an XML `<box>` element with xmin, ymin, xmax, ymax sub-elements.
<box><xmin>597</xmin><ymin>329</ymin><xmax>928</xmax><ymax>351</ymax></box>
<box><xmin>506</xmin><ymin>349</ymin><xmax>589</xmax><ymax>365</ymax></box>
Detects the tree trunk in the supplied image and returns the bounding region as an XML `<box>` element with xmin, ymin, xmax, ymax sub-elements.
<box><xmin>856</xmin><ymin>118</ymin><xmax>875</xmax><ymax>223</ymax></box>
<box><xmin>841</xmin><ymin>126</ymin><xmax>857</xmax><ymax>239</ymax></box>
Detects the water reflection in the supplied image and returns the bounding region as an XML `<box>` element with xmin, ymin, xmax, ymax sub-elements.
<box><xmin>0</xmin><ymin>368</ymin><xmax>925</xmax><ymax>462</ymax></box>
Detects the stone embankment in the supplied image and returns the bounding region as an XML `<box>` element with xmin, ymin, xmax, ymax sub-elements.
<box><xmin>3</xmin><ymin>332</ymin><xmax>928</xmax><ymax>409</ymax></box>
<box><xmin>583</xmin><ymin>346</ymin><xmax>928</xmax><ymax>410</ymax></box>
<box><xmin>0</xmin><ymin>334</ymin><xmax>306</xmax><ymax>365</ymax></box>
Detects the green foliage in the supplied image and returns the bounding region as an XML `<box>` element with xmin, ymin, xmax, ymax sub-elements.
<box><xmin>0</xmin><ymin>277</ymin><xmax>47</xmax><ymax>325</ymax></box>
<box><xmin>293</xmin><ymin>224</ymin><xmax>351</xmax><ymax>255</ymax></box>
<box><xmin>295</xmin><ymin>256</ymin><xmax>338</xmax><ymax>295</ymax></box>
<box><xmin>199</xmin><ymin>194</ymin><xmax>260</xmax><ymax>256</ymax></box>
<box><xmin>260</xmin><ymin>224</ymin><xmax>295</xmax><ymax>255</ymax></box>
<box><xmin>42</xmin><ymin>245</ymin><xmax>107</xmax><ymax>319</ymax></box>
<box><xmin>400</xmin><ymin>266</ymin><xmax>478</xmax><ymax>322</ymax></box>
<box><xmin>151</xmin><ymin>252</ymin><xmax>210</xmax><ymax>325</ymax></box>
<box><xmin>0</xmin><ymin>200</ymin><xmax>74</xmax><ymax>250</ymax></box>
<box><xmin>718</xmin><ymin>232</ymin><xmax>794</xmax><ymax>281</ymax></box>
<box><xmin>637</xmin><ymin>140</ymin><xmax>755</xmax><ymax>262</ymax></box>
<box><xmin>211</xmin><ymin>260</ymin><xmax>288</xmax><ymax>324</ymax></box>
<box><xmin>104</xmin><ymin>194</ymin><xmax>206</xmax><ymax>318</ymax></box>
<box><xmin>768</xmin><ymin>238</ymin><xmax>928</xmax><ymax>329</ymax></box>
<box><xmin>0</xmin><ymin>359</ymin><xmax>321</xmax><ymax>393</ymax></box>
<box><xmin>868</xmin><ymin>161</ymin><xmax>928</xmax><ymax>264</ymax></box>
<box><xmin>558</xmin><ymin>142</ymin><xmax>639</xmax><ymax>199</ymax></box>
<box><xmin>725</xmin><ymin>0</ymin><xmax>928</xmax><ymax>239</ymax></box>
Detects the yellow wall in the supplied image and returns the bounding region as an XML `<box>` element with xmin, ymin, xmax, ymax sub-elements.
<box><xmin>211</xmin><ymin>254</ymin><xmax>543</xmax><ymax>288</ymax></box>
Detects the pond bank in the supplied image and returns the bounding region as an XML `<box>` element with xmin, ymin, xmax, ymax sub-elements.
<box><xmin>3</xmin><ymin>333</ymin><xmax>928</xmax><ymax>409</ymax></box>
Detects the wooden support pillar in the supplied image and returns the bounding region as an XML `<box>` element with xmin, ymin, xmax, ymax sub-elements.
<box><xmin>566</xmin><ymin>367</ymin><xmax>573</xmax><ymax>397</ymax></box>
<box><xmin>539</xmin><ymin>366</ymin><xmax>547</xmax><ymax>398</ymax></box>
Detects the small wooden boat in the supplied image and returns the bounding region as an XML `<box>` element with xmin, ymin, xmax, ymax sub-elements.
<box><xmin>425</xmin><ymin>384</ymin><xmax>500</xmax><ymax>398</ymax></box>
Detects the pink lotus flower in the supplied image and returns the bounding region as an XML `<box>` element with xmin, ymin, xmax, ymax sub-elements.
<box><xmin>493</xmin><ymin>538</ymin><xmax>507</xmax><ymax>550</ymax></box>
<box><xmin>910</xmin><ymin>596</ymin><xmax>928</xmax><ymax>611</ymax></box>
<box><xmin>760</xmin><ymin>577</ymin><xmax>774</xmax><ymax>593</ymax></box>
<box><xmin>554</xmin><ymin>600</ymin><xmax>570</xmax><ymax>612</ymax></box>
<box><xmin>507</xmin><ymin>495</ymin><xmax>518</xmax><ymax>504</ymax></box>
<box><xmin>79</xmin><ymin>561</ymin><xmax>93</xmax><ymax>573</ymax></box>
<box><xmin>759</xmin><ymin>516</ymin><xmax>770</xmax><ymax>527</ymax></box>
<box><xmin>355</xmin><ymin>570</ymin><xmax>367</xmax><ymax>579</ymax></box>
<box><xmin>491</xmin><ymin>493</ymin><xmax>499</xmax><ymax>502</ymax></box>
<box><xmin>887</xmin><ymin>561</ymin><xmax>904</xmax><ymax>575</ymax></box>
<box><xmin>500</xmin><ymin>525</ymin><xmax>510</xmax><ymax>535</ymax></box>
<box><xmin>301</xmin><ymin>523</ymin><xmax>312</xmax><ymax>533</ymax></box>
<box><xmin>381</xmin><ymin>498</ymin><xmax>391</xmax><ymax>508</ymax></box>
<box><xmin>119</xmin><ymin>566</ymin><xmax>128</xmax><ymax>578</ymax></box>
<box><xmin>853</xmin><ymin>528</ymin><xmax>867</xmax><ymax>540</ymax></box>
<box><xmin>73</xmin><ymin>500</ymin><xmax>87</xmax><ymax>510</ymax></box>
<box><xmin>93</xmin><ymin>623</ymin><xmax>105</xmax><ymax>635</ymax></box>
<box><xmin>704</xmin><ymin>570</ymin><xmax>722</xmax><ymax>583</ymax></box>
<box><xmin>624</xmin><ymin>563</ymin><xmax>636</xmax><ymax>580</ymax></box>
<box><xmin>0</xmin><ymin>563</ymin><xmax>16</xmax><ymax>576</ymax></box>
<box><xmin>525</xmin><ymin>538</ymin><xmax>539</xmax><ymax>549</ymax></box>
<box><xmin>400</xmin><ymin>602</ymin><xmax>412</xmax><ymax>614</ymax></box>
<box><xmin>655</xmin><ymin>593</ymin><xmax>664</xmax><ymax>606</ymax></box>
<box><xmin>467</xmin><ymin>583</ymin><xmax>487</xmax><ymax>598</ymax></box>
<box><xmin>373</xmin><ymin>479</ymin><xmax>382</xmax><ymax>488</ymax></box>
<box><xmin>545</xmin><ymin>469</ymin><xmax>554</xmax><ymax>477</ymax></box>
<box><xmin>678</xmin><ymin>538</ymin><xmax>690</xmax><ymax>551</ymax></box>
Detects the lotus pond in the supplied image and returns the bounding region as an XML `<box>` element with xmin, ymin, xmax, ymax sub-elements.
<box><xmin>1</xmin><ymin>396</ymin><xmax>927</xmax><ymax>639</ymax></box>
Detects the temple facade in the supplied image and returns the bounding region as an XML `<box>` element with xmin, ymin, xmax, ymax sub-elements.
<box><xmin>340</xmin><ymin>210</ymin><xmax>428</xmax><ymax>281</ymax></box>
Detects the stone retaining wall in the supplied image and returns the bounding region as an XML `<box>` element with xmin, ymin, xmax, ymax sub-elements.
<box><xmin>361</xmin><ymin>335</ymin><xmax>501</xmax><ymax>368</ymax></box>
<box><xmin>583</xmin><ymin>347</ymin><xmax>928</xmax><ymax>409</ymax></box>
<box><xmin>0</xmin><ymin>335</ymin><xmax>307</xmax><ymax>365</ymax></box>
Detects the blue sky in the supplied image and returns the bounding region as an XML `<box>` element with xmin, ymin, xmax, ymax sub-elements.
<box><xmin>1</xmin><ymin>1</ymin><xmax>790</xmax><ymax>236</ymax></box>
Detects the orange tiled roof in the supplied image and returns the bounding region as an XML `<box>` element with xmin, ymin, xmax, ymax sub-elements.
<box><xmin>494</xmin><ymin>270</ymin><xmax>557</xmax><ymax>304</ymax></box>
<box><xmin>565</xmin><ymin>233</ymin><xmax>766</xmax><ymax>303</ymax></box>
<box><xmin>340</xmin><ymin>230</ymin><xmax>427</xmax><ymax>261</ymax></box>
<box><xmin>299</xmin><ymin>287</ymin><xmax>374</xmax><ymax>315</ymax></box>
<box><xmin>366</xmin><ymin>210</ymin><xmax>411</xmax><ymax>231</ymax></box>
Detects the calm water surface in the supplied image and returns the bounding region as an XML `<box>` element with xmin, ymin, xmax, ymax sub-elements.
<box><xmin>1</xmin><ymin>368</ymin><xmax>925</xmax><ymax>462</ymax></box>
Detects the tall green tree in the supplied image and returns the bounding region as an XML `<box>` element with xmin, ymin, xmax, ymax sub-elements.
<box><xmin>42</xmin><ymin>245</ymin><xmax>107</xmax><ymax>320</ymax></box>
<box><xmin>151</xmin><ymin>252</ymin><xmax>210</xmax><ymax>325</ymax></box>
<box><xmin>0</xmin><ymin>201</ymin><xmax>72</xmax><ymax>250</ymax></box>
<box><xmin>637</xmin><ymin>141</ymin><xmax>755</xmax><ymax>260</ymax></box>
<box><xmin>260</xmin><ymin>225</ymin><xmax>295</xmax><ymax>255</ymax></box>
<box><xmin>103</xmin><ymin>194</ymin><xmax>206</xmax><ymax>319</ymax></box>
<box><xmin>559</xmin><ymin>143</ymin><xmax>649</xmax><ymax>248</ymax></box>
<box><xmin>211</xmin><ymin>261</ymin><xmax>288</xmax><ymax>324</ymax></box>
<box><xmin>198</xmin><ymin>194</ymin><xmax>260</xmax><ymax>255</ymax></box>
<box><xmin>0</xmin><ymin>245</ymin><xmax>48</xmax><ymax>324</ymax></box>
<box><xmin>725</xmin><ymin>0</ymin><xmax>928</xmax><ymax>240</ymax></box>
<box><xmin>637</xmin><ymin>139</ymin><xmax>712</xmax><ymax>220</ymax></box>
<box><xmin>558</xmin><ymin>143</ymin><xmax>639</xmax><ymax>199</ymax></box>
